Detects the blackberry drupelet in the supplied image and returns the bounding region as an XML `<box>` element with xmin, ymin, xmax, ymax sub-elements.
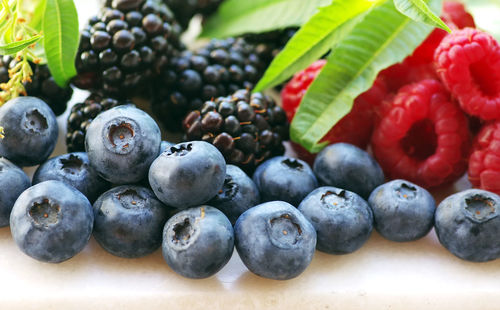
<box><xmin>73</xmin><ymin>0</ymin><xmax>183</xmax><ymax>97</ymax></box>
<box><xmin>152</xmin><ymin>37</ymin><xmax>266</xmax><ymax>131</ymax></box>
<box><xmin>0</xmin><ymin>56</ymin><xmax>73</xmax><ymax>116</ymax></box>
<box><xmin>183</xmin><ymin>89</ymin><xmax>289</xmax><ymax>172</ymax></box>
<box><xmin>163</xmin><ymin>0</ymin><xmax>224</xmax><ymax>28</ymax></box>
<box><xmin>66</xmin><ymin>92</ymin><xmax>131</xmax><ymax>152</ymax></box>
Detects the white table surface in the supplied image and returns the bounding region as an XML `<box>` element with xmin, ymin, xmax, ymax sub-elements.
<box><xmin>2</xmin><ymin>1</ymin><xmax>500</xmax><ymax>309</ymax></box>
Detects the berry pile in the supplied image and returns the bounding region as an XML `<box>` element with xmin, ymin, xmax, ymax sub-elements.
<box><xmin>183</xmin><ymin>88</ymin><xmax>289</xmax><ymax>172</ymax></box>
<box><xmin>1</xmin><ymin>92</ymin><xmax>500</xmax><ymax>282</ymax></box>
<box><xmin>3</xmin><ymin>0</ymin><xmax>500</xmax><ymax>287</ymax></box>
<box><xmin>282</xmin><ymin>1</ymin><xmax>500</xmax><ymax>193</ymax></box>
<box><xmin>152</xmin><ymin>38</ymin><xmax>267</xmax><ymax>131</ymax></box>
<box><xmin>73</xmin><ymin>0</ymin><xmax>183</xmax><ymax>97</ymax></box>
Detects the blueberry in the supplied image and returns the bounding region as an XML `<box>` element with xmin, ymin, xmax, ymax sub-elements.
<box><xmin>85</xmin><ymin>105</ymin><xmax>161</xmax><ymax>184</ymax></box>
<box><xmin>234</xmin><ymin>201</ymin><xmax>316</xmax><ymax>280</ymax></box>
<box><xmin>162</xmin><ymin>206</ymin><xmax>234</xmax><ymax>278</ymax></box>
<box><xmin>93</xmin><ymin>185</ymin><xmax>171</xmax><ymax>258</ymax></box>
<box><xmin>368</xmin><ymin>180</ymin><xmax>435</xmax><ymax>242</ymax></box>
<box><xmin>208</xmin><ymin>165</ymin><xmax>260</xmax><ymax>224</ymax></box>
<box><xmin>298</xmin><ymin>186</ymin><xmax>373</xmax><ymax>254</ymax></box>
<box><xmin>0</xmin><ymin>97</ymin><xmax>58</xmax><ymax>166</ymax></box>
<box><xmin>159</xmin><ymin>140</ymin><xmax>175</xmax><ymax>154</ymax></box>
<box><xmin>32</xmin><ymin>152</ymin><xmax>109</xmax><ymax>203</ymax></box>
<box><xmin>253</xmin><ymin>156</ymin><xmax>318</xmax><ymax>206</ymax></box>
<box><xmin>313</xmin><ymin>143</ymin><xmax>384</xmax><ymax>199</ymax></box>
<box><xmin>435</xmin><ymin>189</ymin><xmax>500</xmax><ymax>262</ymax></box>
<box><xmin>149</xmin><ymin>141</ymin><xmax>226</xmax><ymax>209</ymax></box>
<box><xmin>10</xmin><ymin>180</ymin><xmax>94</xmax><ymax>263</ymax></box>
<box><xmin>0</xmin><ymin>158</ymin><xmax>30</xmax><ymax>227</ymax></box>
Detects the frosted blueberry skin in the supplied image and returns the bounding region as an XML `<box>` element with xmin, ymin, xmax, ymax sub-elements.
<box><xmin>93</xmin><ymin>185</ymin><xmax>171</xmax><ymax>258</ymax></box>
<box><xmin>234</xmin><ymin>201</ymin><xmax>317</xmax><ymax>280</ymax></box>
<box><xmin>253</xmin><ymin>156</ymin><xmax>318</xmax><ymax>207</ymax></box>
<box><xmin>85</xmin><ymin>105</ymin><xmax>161</xmax><ymax>184</ymax></box>
<box><xmin>435</xmin><ymin>189</ymin><xmax>500</xmax><ymax>262</ymax></box>
<box><xmin>159</xmin><ymin>140</ymin><xmax>175</xmax><ymax>154</ymax></box>
<box><xmin>369</xmin><ymin>180</ymin><xmax>435</xmax><ymax>242</ymax></box>
<box><xmin>0</xmin><ymin>158</ymin><xmax>30</xmax><ymax>227</ymax></box>
<box><xmin>10</xmin><ymin>180</ymin><xmax>94</xmax><ymax>263</ymax></box>
<box><xmin>149</xmin><ymin>141</ymin><xmax>226</xmax><ymax>209</ymax></box>
<box><xmin>299</xmin><ymin>186</ymin><xmax>373</xmax><ymax>254</ymax></box>
<box><xmin>162</xmin><ymin>206</ymin><xmax>234</xmax><ymax>279</ymax></box>
<box><xmin>32</xmin><ymin>152</ymin><xmax>109</xmax><ymax>203</ymax></box>
<box><xmin>313</xmin><ymin>143</ymin><xmax>384</xmax><ymax>199</ymax></box>
<box><xmin>208</xmin><ymin>164</ymin><xmax>260</xmax><ymax>225</ymax></box>
<box><xmin>0</xmin><ymin>96</ymin><xmax>58</xmax><ymax>166</ymax></box>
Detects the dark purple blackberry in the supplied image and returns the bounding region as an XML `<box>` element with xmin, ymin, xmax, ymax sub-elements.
<box><xmin>163</xmin><ymin>0</ymin><xmax>224</xmax><ymax>28</ymax></box>
<box><xmin>0</xmin><ymin>56</ymin><xmax>73</xmax><ymax>116</ymax></box>
<box><xmin>183</xmin><ymin>89</ymin><xmax>289</xmax><ymax>173</ymax></box>
<box><xmin>66</xmin><ymin>93</ymin><xmax>132</xmax><ymax>152</ymax></box>
<box><xmin>152</xmin><ymin>37</ymin><xmax>266</xmax><ymax>131</ymax></box>
<box><xmin>73</xmin><ymin>0</ymin><xmax>183</xmax><ymax>98</ymax></box>
<box><xmin>244</xmin><ymin>28</ymin><xmax>297</xmax><ymax>65</ymax></box>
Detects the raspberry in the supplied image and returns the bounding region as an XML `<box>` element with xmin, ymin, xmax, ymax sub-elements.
<box><xmin>407</xmin><ymin>1</ymin><xmax>475</xmax><ymax>65</ymax></box>
<box><xmin>281</xmin><ymin>60</ymin><xmax>386</xmax><ymax>154</ymax></box>
<box><xmin>282</xmin><ymin>59</ymin><xmax>326</xmax><ymax>122</ymax></box>
<box><xmin>371</xmin><ymin>79</ymin><xmax>470</xmax><ymax>188</ymax></box>
<box><xmin>407</xmin><ymin>29</ymin><xmax>449</xmax><ymax>65</ymax></box>
<box><xmin>379</xmin><ymin>58</ymin><xmax>437</xmax><ymax>94</ymax></box>
<box><xmin>434</xmin><ymin>28</ymin><xmax>500</xmax><ymax>120</ymax></box>
<box><xmin>442</xmin><ymin>1</ymin><xmax>475</xmax><ymax>29</ymax></box>
<box><xmin>468</xmin><ymin>122</ymin><xmax>500</xmax><ymax>194</ymax></box>
<box><xmin>375</xmin><ymin>59</ymin><xmax>437</xmax><ymax>124</ymax></box>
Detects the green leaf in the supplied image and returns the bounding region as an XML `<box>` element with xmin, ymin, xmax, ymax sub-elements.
<box><xmin>42</xmin><ymin>0</ymin><xmax>79</xmax><ymax>87</ymax></box>
<box><xmin>27</xmin><ymin>0</ymin><xmax>47</xmax><ymax>30</ymax></box>
<box><xmin>0</xmin><ymin>34</ymin><xmax>42</xmax><ymax>55</ymax></box>
<box><xmin>291</xmin><ymin>0</ymin><xmax>436</xmax><ymax>153</ymax></box>
<box><xmin>254</xmin><ymin>0</ymin><xmax>376</xmax><ymax>92</ymax></box>
<box><xmin>201</xmin><ymin>0</ymin><xmax>331</xmax><ymax>38</ymax></box>
<box><xmin>394</xmin><ymin>0</ymin><xmax>450</xmax><ymax>32</ymax></box>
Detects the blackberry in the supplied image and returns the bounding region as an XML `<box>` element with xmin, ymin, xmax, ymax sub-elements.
<box><xmin>244</xmin><ymin>28</ymin><xmax>297</xmax><ymax>65</ymax></box>
<box><xmin>0</xmin><ymin>56</ymin><xmax>72</xmax><ymax>116</ymax></box>
<box><xmin>66</xmin><ymin>92</ymin><xmax>131</xmax><ymax>152</ymax></box>
<box><xmin>152</xmin><ymin>37</ymin><xmax>266</xmax><ymax>131</ymax></box>
<box><xmin>163</xmin><ymin>0</ymin><xmax>224</xmax><ymax>28</ymax></box>
<box><xmin>73</xmin><ymin>0</ymin><xmax>183</xmax><ymax>97</ymax></box>
<box><xmin>183</xmin><ymin>89</ymin><xmax>289</xmax><ymax>172</ymax></box>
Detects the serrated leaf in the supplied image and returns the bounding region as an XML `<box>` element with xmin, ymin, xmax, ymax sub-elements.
<box><xmin>0</xmin><ymin>34</ymin><xmax>42</xmax><ymax>55</ymax></box>
<box><xmin>254</xmin><ymin>0</ymin><xmax>376</xmax><ymax>92</ymax></box>
<box><xmin>201</xmin><ymin>0</ymin><xmax>331</xmax><ymax>38</ymax></box>
<box><xmin>42</xmin><ymin>0</ymin><xmax>79</xmax><ymax>87</ymax></box>
<box><xmin>394</xmin><ymin>0</ymin><xmax>450</xmax><ymax>32</ymax></box>
<box><xmin>291</xmin><ymin>0</ymin><xmax>436</xmax><ymax>153</ymax></box>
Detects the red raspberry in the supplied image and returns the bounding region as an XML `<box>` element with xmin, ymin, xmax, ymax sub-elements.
<box><xmin>442</xmin><ymin>1</ymin><xmax>475</xmax><ymax>29</ymax></box>
<box><xmin>379</xmin><ymin>58</ymin><xmax>437</xmax><ymax>94</ymax></box>
<box><xmin>371</xmin><ymin>79</ymin><xmax>470</xmax><ymax>188</ymax></box>
<box><xmin>408</xmin><ymin>1</ymin><xmax>475</xmax><ymax>65</ymax></box>
<box><xmin>468</xmin><ymin>122</ymin><xmax>500</xmax><ymax>194</ymax></box>
<box><xmin>282</xmin><ymin>60</ymin><xmax>327</xmax><ymax>122</ymax></box>
<box><xmin>282</xmin><ymin>60</ymin><xmax>387</xmax><ymax>156</ymax></box>
<box><xmin>434</xmin><ymin>28</ymin><xmax>500</xmax><ymax>120</ymax></box>
<box><xmin>375</xmin><ymin>59</ymin><xmax>438</xmax><ymax>124</ymax></box>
